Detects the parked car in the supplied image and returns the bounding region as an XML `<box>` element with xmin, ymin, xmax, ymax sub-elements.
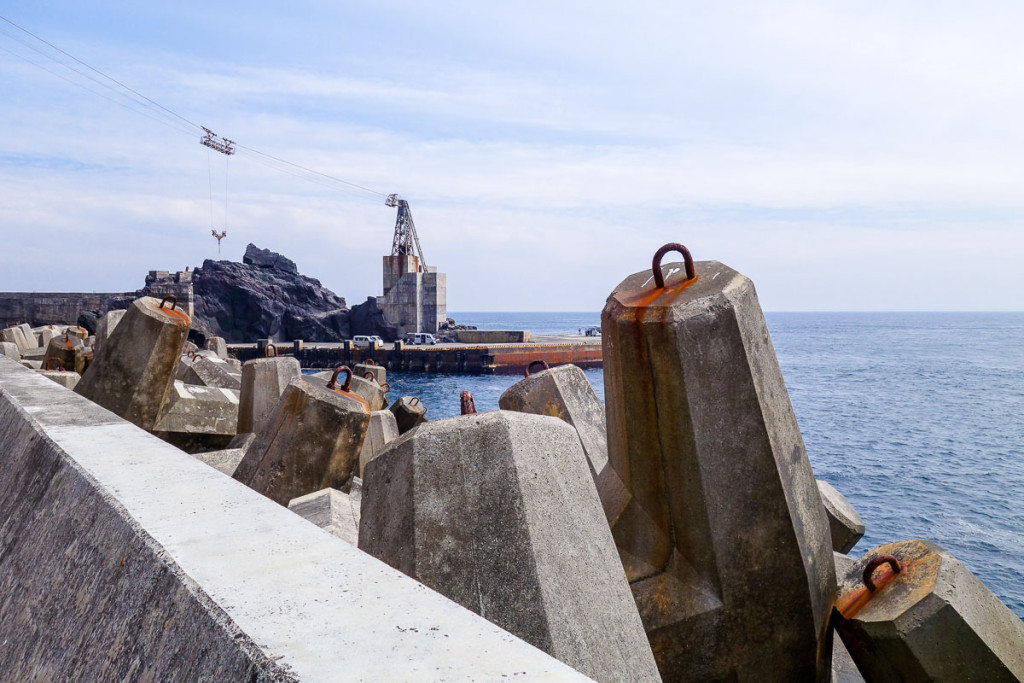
<box><xmin>353</xmin><ymin>335</ymin><xmax>384</xmax><ymax>348</ymax></box>
<box><xmin>404</xmin><ymin>332</ymin><xmax>437</xmax><ymax>345</ymax></box>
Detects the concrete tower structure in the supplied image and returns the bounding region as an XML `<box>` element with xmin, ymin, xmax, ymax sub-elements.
<box><xmin>379</xmin><ymin>195</ymin><xmax>446</xmax><ymax>337</ymax></box>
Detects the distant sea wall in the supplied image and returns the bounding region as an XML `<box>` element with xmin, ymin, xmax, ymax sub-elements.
<box><xmin>0</xmin><ymin>292</ymin><xmax>131</xmax><ymax>327</ymax></box>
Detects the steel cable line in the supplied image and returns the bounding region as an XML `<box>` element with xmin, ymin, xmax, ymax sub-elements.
<box><xmin>0</xmin><ymin>14</ymin><xmax>394</xmax><ymax>203</ymax></box>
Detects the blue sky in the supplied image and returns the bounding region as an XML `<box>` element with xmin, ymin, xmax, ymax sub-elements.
<box><xmin>2</xmin><ymin>2</ymin><xmax>1023</xmax><ymax>311</ymax></box>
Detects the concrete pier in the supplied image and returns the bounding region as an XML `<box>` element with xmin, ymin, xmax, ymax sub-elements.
<box><xmin>0</xmin><ymin>356</ymin><xmax>592</xmax><ymax>681</ymax></box>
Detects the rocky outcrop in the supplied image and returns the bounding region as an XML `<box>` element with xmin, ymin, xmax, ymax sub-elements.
<box><xmin>188</xmin><ymin>245</ymin><xmax>350</xmax><ymax>343</ymax></box>
<box><xmin>348</xmin><ymin>297</ymin><xmax>399</xmax><ymax>342</ymax></box>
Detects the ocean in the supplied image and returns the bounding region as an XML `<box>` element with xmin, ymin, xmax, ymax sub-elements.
<box><xmin>384</xmin><ymin>311</ymin><xmax>1024</xmax><ymax>619</ymax></box>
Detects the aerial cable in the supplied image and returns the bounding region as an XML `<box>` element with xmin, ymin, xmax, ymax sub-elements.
<box><xmin>1</xmin><ymin>13</ymin><xmax>396</xmax><ymax>204</ymax></box>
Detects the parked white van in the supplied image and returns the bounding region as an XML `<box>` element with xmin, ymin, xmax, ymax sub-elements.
<box><xmin>404</xmin><ymin>332</ymin><xmax>437</xmax><ymax>345</ymax></box>
<box><xmin>353</xmin><ymin>335</ymin><xmax>383</xmax><ymax>348</ymax></box>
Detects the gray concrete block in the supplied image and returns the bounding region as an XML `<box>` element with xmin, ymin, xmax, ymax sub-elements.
<box><xmin>19</xmin><ymin>360</ymin><xmax>42</xmax><ymax>369</ymax></box>
<box><xmin>93</xmin><ymin>309</ymin><xmax>126</xmax><ymax>355</ymax></box>
<box><xmin>192</xmin><ymin>447</ymin><xmax>246</xmax><ymax>476</ymax></box>
<box><xmin>360</xmin><ymin>410</ymin><xmax>660</xmax><ymax>683</ymax></box>
<box><xmin>389</xmin><ymin>395</ymin><xmax>427</xmax><ymax>433</ymax></box>
<box><xmin>603</xmin><ymin>254</ymin><xmax>836</xmax><ymax>680</ymax></box>
<box><xmin>204</xmin><ymin>336</ymin><xmax>228</xmax><ymax>360</ymax></box>
<box><xmin>354</xmin><ymin>361</ymin><xmax>386</xmax><ymax>385</ymax></box>
<box><xmin>499</xmin><ymin>363</ymin><xmax>630</xmax><ymax>527</ymax></box>
<box><xmin>835</xmin><ymin>539</ymin><xmax>1024</xmax><ymax>682</ymax></box>
<box><xmin>35</xmin><ymin>369</ymin><xmax>80</xmax><ymax>390</ymax></box>
<box><xmin>75</xmin><ymin>296</ymin><xmax>190</xmax><ymax>431</ymax></box>
<box><xmin>44</xmin><ymin>334</ymin><xmax>86</xmax><ymax>375</ymax></box>
<box><xmin>153</xmin><ymin>381</ymin><xmax>239</xmax><ymax>436</ymax></box>
<box><xmin>227</xmin><ymin>430</ymin><xmax>256</xmax><ymax>455</ymax></box>
<box><xmin>233</xmin><ymin>376</ymin><xmax>370</xmax><ymax>505</ymax></box>
<box><xmin>16</xmin><ymin>323</ymin><xmax>38</xmax><ymax>350</ymax></box>
<box><xmin>288</xmin><ymin>488</ymin><xmax>360</xmax><ymax>545</ymax></box>
<box><xmin>818</xmin><ymin>479</ymin><xmax>866</xmax><ymax>553</ymax></box>
<box><xmin>358</xmin><ymin>409</ymin><xmax>400</xmax><ymax>476</ymax></box>
<box><xmin>311</xmin><ymin>369</ymin><xmax>387</xmax><ymax>411</ymax></box>
<box><xmin>2</xmin><ymin>326</ymin><xmax>31</xmax><ymax>354</ymax></box>
<box><xmin>181</xmin><ymin>355</ymin><xmax>242</xmax><ymax>390</ymax></box>
<box><xmin>0</xmin><ymin>341</ymin><xmax>19</xmax><ymax>358</ymax></box>
<box><xmin>0</xmin><ymin>356</ymin><xmax>592</xmax><ymax>681</ymax></box>
<box><xmin>237</xmin><ymin>356</ymin><xmax>301</xmax><ymax>434</ymax></box>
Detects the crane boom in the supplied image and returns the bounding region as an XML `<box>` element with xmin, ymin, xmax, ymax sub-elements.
<box><xmin>386</xmin><ymin>194</ymin><xmax>426</xmax><ymax>267</ymax></box>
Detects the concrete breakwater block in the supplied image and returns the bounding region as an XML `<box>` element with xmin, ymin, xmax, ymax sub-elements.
<box><xmin>3</xmin><ymin>325</ymin><xmax>34</xmax><ymax>354</ymax></box>
<box><xmin>602</xmin><ymin>245</ymin><xmax>836</xmax><ymax>681</ymax></box>
<box><xmin>93</xmin><ymin>309</ymin><xmax>125</xmax><ymax>355</ymax></box>
<box><xmin>44</xmin><ymin>334</ymin><xmax>86</xmax><ymax>375</ymax></box>
<box><xmin>204</xmin><ymin>336</ymin><xmax>228</xmax><ymax>360</ymax></box>
<box><xmin>354</xmin><ymin>360</ymin><xmax>386</xmax><ymax>385</ymax></box>
<box><xmin>153</xmin><ymin>381</ymin><xmax>239</xmax><ymax>436</ymax></box>
<box><xmin>360</xmin><ymin>410</ymin><xmax>660</xmax><ymax>683</ymax></box>
<box><xmin>75</xmin><ymin>296</ymin><xmax>190</xmax><ymax>431</ymax></box>
<box><xmin>0</xmin><ymin>357</ymin><xmax>590</xmax><ymax>681</ymax></box>
<box><xmin>358</xmin><ymin>409</ymin><xmax>399</xmax><ymax>476</ymax></box>
<box><xmin>389</xmin><ymin>395</ymin><xmax>427</xmax><ymax>433</ymax></box>
<box><xmin>0</xmin><ymin>341</ymin><xmax>19</xmax><ymax>358</ymax></box>
<box><xmin>311</xmin><ymin>369</ymin><xmax>388</xmax><ymax>411</ymax></box>
<box><xmin>818</xmin><ymin>479</ymin><xmax>865</xmax><ymax>553</ymax></box>
<box><xmin>36</xmin><ymin>369</ymin><xmax>81</xmax><ymax>390</ymax></box>
<box><xmin>192</xmin><ymin>447</ymin><xmax>246</xmax><ymax>476</ymax></box>
<box><xmin>288</xmin><ymin>488</ymin><xmax>361</xmax><ymax>546</ymax></box>
<box><xmin>499</xmin><ymin>362</ymin><xmax>630</xmax><ymax>527</ymax></box>
<box><xmin>180</xmin><ymin>356</ymin><xmax>242</xmax><ymax>390</ymax></box>
<box><xmin>233</xmin><ymin>375</ymin><xmax>370</xmax><ymax>505</ymax></box>
<box><xmin>835</xmin><ymin>539</ymin><xmax>1024</xmax><ymax>681</ymax></box>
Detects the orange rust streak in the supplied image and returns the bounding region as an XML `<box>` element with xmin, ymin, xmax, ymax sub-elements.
<box><xmin>619</xmin><ymin>275</ymin><xmax>699</xmax><ymax>312</ymax></box>
<box><xmin>330</xmin><ymin>388</ymin><xmax>370</xmax><ymax>410</ymax></box>
<box><xmin>837</xmin><ymin>566</ymin><xmax>901</xmax><ymax>619</ymax></box>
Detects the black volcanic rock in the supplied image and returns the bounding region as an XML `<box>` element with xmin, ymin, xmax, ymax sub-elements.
<box><xmin>188</xmin><ymin>244</ymin><xmax>350</xmax><ymax>343</ymax></box>
<box><xmin>243</xmin><ymin>244</ymin><xmax>298</xmax><ymax>274</ymax></box>
<box><xmin>349</xmin><ymin>297</ymin><xmax>399</xmax><ymax>341</ymax></box>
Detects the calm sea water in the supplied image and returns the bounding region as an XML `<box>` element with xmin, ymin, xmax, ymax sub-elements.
<box><xmin>383</xmin><ymin>311</ymin><xmax>1024</xmax><ymax>618</ymax></box>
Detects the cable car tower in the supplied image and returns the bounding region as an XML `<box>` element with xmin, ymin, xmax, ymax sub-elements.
<box><xmin>386</xmin><ymin>193</ymin><xmax>426</xmax><ymax>268</ymax></box>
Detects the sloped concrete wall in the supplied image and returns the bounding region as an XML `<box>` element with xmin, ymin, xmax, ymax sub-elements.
<box><xmin>0</xmin><ymin>356</ymin><xmax>590</xmax><ymax>682</ymax></box>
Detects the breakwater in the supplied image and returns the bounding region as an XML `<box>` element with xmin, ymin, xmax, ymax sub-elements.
<box><xmin>230</xmin><ymin>338</ymin><xmax>603</xmax><ymax>373</ymax></box>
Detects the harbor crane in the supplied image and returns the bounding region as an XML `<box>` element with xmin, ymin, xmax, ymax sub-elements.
<box><xmin>386</xmin><ymin>194</ymin><xmax>426</xmax><ymax>268</ymax></box>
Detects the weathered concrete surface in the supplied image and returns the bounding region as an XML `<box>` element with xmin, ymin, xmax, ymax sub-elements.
<box><xmin>237</xmin><ymin>356</ymin><xmax>302</xmax><ymax>435</ymax></box>
<box><xmin>36</xmin><ymin>369</ymin><xmax>81</xmax><ymax>390</ymax></box>
<box><xmin>153</xmin><ymin>380</ymin><xmax>239</xmax><ymax>436</ymax></box>
<box><xmin>0</xmin><ymin>341</ymin><xmax>18</xmax><ymax>358</ymax></box>
<box><xmin>835</xmin><ymin>539</ymin><xmax>1024</xmax><ymax>682</ymax></box>
<box><xmin>358</xmin><ymin>409</ymin><xmax>400</xmax><ymax>476</ymax></box>
<box><xmin>602</xmin><ymin>258</ymin><xmax>836</xmax><ymax>681</ymax></box>
<box><xmin>360</xmin><ymin>411</ymin><xmax>660</xmax><ymax>683</ymax></box>
<box><xmin>44</xmin><ymin>334</ymin><xmax>86</xmax><ymax>374</ymax></box>
<box><xmin>2</xmin><ymin>325</ymin><xmax>33</xmax><ymax>353</ymax></box>
<box><xmin>818</xmin><ymin>479</ymin><xmax>865</xmax><ymax>553</ymax></box>
<box><xmin>499</xmin><ymin>363</ymin><xmax>630</xmax><ymax>526</ymax></box>
<box><xmin>193</xmin><ymin>447</ymin><xmax>247</xmax><ymax>476</ymax></box>
<box><xmin>0</xmin><ymin>356</ymin><xmax>591</xmax><ymax>681</ymax></box>
<box><xmin>233</xmin><ymin>376</ymin><xmax>370</xmax><ymax>505</ymax></box>
<box><xmin>310</xmin><ymin>369</ymin><xmax>388</xmax><ymax>412</ymax></box>
<box><xmin>93</xmin><ymin>308</ymin><xmax>126</xmax><ymax>355</ymax></box>
<box><xmin>289</xmin><ymin>488</ymin><xmax>360</xmax><ymax>546</ymax></box>
<box><xmin>75</xmin><ymin>296</ymin><xmax>190</xmax><ymax>431</ymax></box>
<box><xmin>390</xmin><ymin>395</ymin><xmax>427</xmax><ymax>433</ymax></box>
<box><xmin>205</xmin><ymin>335</ymin><xmax>228</xmax><ymax>359</ymax></box>
<box><xmin>354</xmin><ymin>361</ymin><xmax>386</xmax><ymax>385</ymax></box>
<box><xmin>181</xmin><ymin>355</ymin><xmax>242</xmax><ymax>390</ymax></box>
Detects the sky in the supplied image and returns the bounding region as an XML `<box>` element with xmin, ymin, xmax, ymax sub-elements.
<box><xmin>1</xmin><ymin>1</ymin><xmax>1023</xmax><ymax>311</ymax></box>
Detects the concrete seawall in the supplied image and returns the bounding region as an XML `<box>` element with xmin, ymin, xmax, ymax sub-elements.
<box><xmin>0</xmin><ymin>356</ymin><xmax>591</xmax><ymax>681</ymax></box>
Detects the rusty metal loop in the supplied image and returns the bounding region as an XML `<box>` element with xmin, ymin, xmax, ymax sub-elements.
<box><xmin>381</xmin><ymin>382</ymin><xmax>391</xmax><ymax>393</ymax></box>
<box><xmin>159</xmin><ymin>295</ymin><xmax>178</xmax><ymax>311</ymax></box>
<box><xmin>410</xmin><ymin>397</ymin><xmax>420</xmax><ymax>405</ymax></box>
<box><xmin>460</xmin><ymin>390</ymin><xmax>476</xmax><ymax>415</ymax></box>
<box><xmin>264</xmin><ymin>343</ymin><xmax>278</xmax><ymax>358</ymax></box>
<box><xmin>863</xmin><ymin>554</ymin><xmax>902</xmax><ymax>591</ymax></box>
<box><xmin>326</xmin><ymin>365</ymin><xmax>353</xmax><ymax>392</ymax></box>
<box><xmin>524</xmin><ymin>359</ymin><xmax>550</xmax><ymax>377</ymax></box>
<box><xmin>187</xmin><ymin>350</ymin><xmax>197</xmax><ymax>359</ymax></box>
<box><xmin>44</xmin><ymin>357</ymin><xmax>64</xmax><ymax>371</ymax></box>
<box><xmin>365</xmin><ymin>359</ymin><xmax>376</xmax><ymax>366</ymax></box>
<box><xmin>651</xmin><ymin>243</ymin><xmax>696</xmax><ymax>289</ymax></box>
<box><xmin>364</xmin><ymin>371</ymin><xmax>376</xmax><ymax>381</ymax></box>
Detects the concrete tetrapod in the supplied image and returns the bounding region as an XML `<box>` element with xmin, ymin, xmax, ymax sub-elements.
<box><xmin>180</xmin><ymin>356</ymin><xmax>242</xmax><ymax>390</ymax></box>
<box><xmin>602</xmin><ymin>245</ymin><xmax>837</xmax><ymax>681</ymax></box>
<box><xmin>93</xmin><ymin>309</ymin><xmax>125</xmax><ymax>355</ymax></box>
<box><xmin>818</xmin><ymin>479</ymin><xmax>865</xmax><ymax>553</ymax></box>
<box><xmin>359</xmin><ymin>410</ymin><xmax>660</xmax><ymax>683</ymax></box>
<box><xmin>45</xmin><ymin>334</ymin><xmax>86</xmax><ymax>375</ymax></box>
<box><xmin>288</xmin><ymin>488</ymin><xmax>361</xmax><ymax>545</ymax></box>
<box><xmin>357</xmin><ymin>409</ymin><xmax>399</xmax><ymax>476</ymax></box>
<box><xmin>389</xmin><ymin>395</ymin><xmax>427</xmax><ymax>433</ymax></box>
<box><xmin>236</xmin><ymin>356</ymin><xmax>301</xmax><ymax>434</ymax></box>
<box><xmin>311</xmin><ymin>370</ymin><xmax>388</xmax><ymax>411</ymax></box>
<box><xmin>204</xmin><ymin>336</ymin><xmax>228</xmax><ymax>360</ymax></box>
<box><xmin>834</xmin><ymin>539</ymin><xmax>1024</xmax><ymax>682</ymax></box>
<box><xmin>499</xmin><ymin>362</ymin><xmax>631</xmax><ymax>527</ymax></box>
<box><xmin>75</xmin><ymin>296</ymin><xmax>190</xmax><ymax>431</ymax></box>
<box><xmin>354</xmin><ymin>360</ymin><xmax>386</xmax><ymax>385</ymax></box>
<box><xmin>0</xmin><ymin>341</ymin><xmax>19</xmax><ymax>359</ymax></box>
<box><xmin>233</xmin><ymin>372</ymin><xmax>370</xmax><ymax>505</ymax></box>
